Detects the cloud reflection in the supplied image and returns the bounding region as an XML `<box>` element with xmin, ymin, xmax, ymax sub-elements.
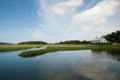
<box><xmin>74</xmin><ymin>64</ymin><xmax>116</xmax><ymax>80</ymax></box>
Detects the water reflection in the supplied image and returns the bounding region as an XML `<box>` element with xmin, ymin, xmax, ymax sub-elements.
<box><xmin>36</xmin><ymin>51</ymin><xmax>93</xmax><ymax>80</ymax></box>
<box><xmin>35</xmin><ymin>50</ymin><xmax>120</xmax><ymax>80</ymax></box>
<box><xmin>91</xmin><ymin>49</ymin><xmax>120</xmax><ymax>61</ymax></box>
<box><xmin>74</xmin><ymin>64</ymin><xmax>116</xmax><ymax>80</ymax></box>
<box><xmin>0</xmin><ymin>49</ymin><xmax>120</xmax><ymax>80</ymax></box>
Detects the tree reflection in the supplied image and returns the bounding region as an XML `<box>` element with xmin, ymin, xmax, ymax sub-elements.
<box><xmin>91</xmin><ymin>49</ymin><xmax>120</xmax><ymax>61</ymax></box>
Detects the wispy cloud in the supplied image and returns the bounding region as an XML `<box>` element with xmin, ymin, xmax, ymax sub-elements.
<box><xmin>73</xmin><ymin>0</ymin><xmax>119</xmax><ymax>24</ymax></box>
<box><xmin>51</xmin><ymin>0</ymin><xmax>83</xmax><ymax>15</ymax></box>
<box><xmin>30</xmin><ymin>0</ymin><xmax>120</xmax><ymax>43</ymax></box>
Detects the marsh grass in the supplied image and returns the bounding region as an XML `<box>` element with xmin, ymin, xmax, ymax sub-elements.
<box><xmin>19</xmin><ymin>44</ymin><xmax>120</xmax><ymax>57</ymax></box>
<box><xmin>0</xmin><ymin>45</ymin><xmax>41</xmax><ymax>52</ymax></box>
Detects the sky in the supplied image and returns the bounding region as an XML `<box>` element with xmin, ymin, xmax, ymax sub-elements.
<box><xmin>0</xmin><ymin>0</ymin><xmax>120</xmax><ymax>43</ymax></box>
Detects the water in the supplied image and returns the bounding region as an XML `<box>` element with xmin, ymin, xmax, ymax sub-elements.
<box><xmin>0</xmin><ymin>48</ymin><xmax>120</xmax><ymax>80</ymax></box>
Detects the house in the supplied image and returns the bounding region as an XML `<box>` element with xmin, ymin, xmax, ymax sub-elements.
<box><xmin>91</xmin><ymin>37</ymin><xmax>107</xmax><ymax>45</ymax></box>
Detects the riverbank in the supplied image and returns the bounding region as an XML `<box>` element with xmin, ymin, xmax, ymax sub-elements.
<box><xmin>19</xmin><ymin>44</ymin><xmax>120</xmax><ymax>57</ymax></box>
<box><xmin>0</xmin><ymin>45</ymin><xmax>41</xmax><ymax>52</ymax></box>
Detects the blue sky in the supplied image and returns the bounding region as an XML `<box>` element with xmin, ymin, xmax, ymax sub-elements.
<box><xmin>0</xmin><ymin>0</ymin><xmax>120</xmax><ymax>43</ymax></box>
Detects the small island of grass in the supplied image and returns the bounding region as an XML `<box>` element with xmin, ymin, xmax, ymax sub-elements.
<box><xmin>19</xmin><ymin>44</ymin><xmax>120</xmax><ymax>57</ymax></box>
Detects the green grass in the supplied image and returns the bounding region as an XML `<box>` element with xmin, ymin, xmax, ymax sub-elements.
<box><xmin>0</xmin><ymin>44</ymin><xmax>41</xmax><ymax>52</ymax></box>
<box><xmin>19</xmin><ymin>44</ymin><xmax>120</xmax><ymax>57</ymax></box>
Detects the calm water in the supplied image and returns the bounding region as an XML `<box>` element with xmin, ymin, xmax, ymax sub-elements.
<box><xmin>0</xmin><ymin>48</ymin><xmax>120</xmax><ymax>80</ymax></box>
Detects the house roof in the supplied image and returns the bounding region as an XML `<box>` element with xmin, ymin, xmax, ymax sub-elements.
<box><xmin>91</xmin><ymin>37</ymin><xmax>107</xmax><ymax>43</ymax></box>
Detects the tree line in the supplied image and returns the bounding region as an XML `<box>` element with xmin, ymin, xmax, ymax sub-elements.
<box><xmin>57</xmin><ymin>40</ymin><xmax>90</xmax><ymax>44</ymax></box>
<box><xmin>18</xmin><ymin>41</ymin><xmax>47</xmax><ymax>45</ymax></box>
<box><xmin>18</xmin><ymin>30</ymin><xmax>120</xmax><ymax>45</ymax></box>
<box><xmin>104</xmin><ymin>31</ymin><xmax>120</xmax><ymax>43</ymax></box>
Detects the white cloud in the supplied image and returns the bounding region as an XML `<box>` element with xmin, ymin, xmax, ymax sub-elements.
<box><xmin>73</xmin><ymin>0</ymin><xmax>120</xmax><ymax>24</ymax></box>
<box><xmin>29</xmin><ymin>0</ymin><xmax>120</xmax><ymax>43</ymax></box>
<box><xmin>51</xmin><ymin>0</ymin><xmax>83</xmax><ymax>15</ymax></box>
<box><xmin>81</xmin><ymin>25</ymin><xmax>118</xmax><ymax>33</ymax></box>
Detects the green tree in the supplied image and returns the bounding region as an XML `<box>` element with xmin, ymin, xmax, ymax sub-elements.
<box><xmin>104</xmin><ymin>31</ymin><xmax>120</xmax><ymax>43</ymax></box>
<box><xmin>18</xmin><ymin>41</ymin><xmax>47</xmax><ymax>45</ymax></box>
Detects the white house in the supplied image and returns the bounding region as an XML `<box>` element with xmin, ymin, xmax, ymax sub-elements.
<box><xmin>91</xmin><ymin>37</ymin><xmax>107</xmax><ymax>44</ymax></box>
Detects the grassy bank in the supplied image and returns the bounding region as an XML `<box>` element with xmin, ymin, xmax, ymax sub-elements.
<box><xmin>19</xmin><ymin>44</ymin><xmax>120</xmax><ymax>57</ymax></box>
<box><xmin>0</xmin><ymin>45</ymin><xmax>41</xmax><ymax>52</ymax></box>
